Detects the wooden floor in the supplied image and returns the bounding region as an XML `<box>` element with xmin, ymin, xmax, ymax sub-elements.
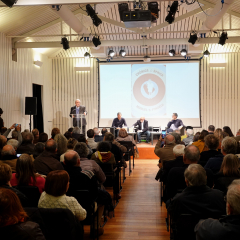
<box><xmin>84</xmin><ymin>159</ymin><xmax>169</xmax><ymax>240</ymax></box>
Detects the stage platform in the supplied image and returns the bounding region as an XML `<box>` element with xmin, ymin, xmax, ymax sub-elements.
<box><xmin>137</xmin><ymin>140</ymin><xmax>159</xmax><ymax>159</ymax></box>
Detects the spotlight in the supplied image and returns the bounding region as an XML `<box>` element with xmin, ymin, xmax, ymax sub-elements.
<box><xmin>118</xmin><ymin>3</ymin><xmax>129</xmax><ymax>21</ymax></box>
<box><xmin>108</xmin><ymin>50</ymin><xmax>115</xmax><ymax>58</ymax></box>
<box><xmin>218</xmin><ymin>32</ymin><xmax>228</xmax><ymax>46</ymax></box>
<box><xmin>188</xmin><ymin>32</ymin><xmax>198</xmax><ymax>45</ymax></box>
<box><xmin>61</xmin><ymin>37</ymin><xmax>70</xmax><ymax>50</ymax></box>
<box><xmin>203</xmin><ymin>50</ymin><xmax>210</xmax><ymax>57</ymax></box>
<box><xmin>1</xmin><ymin>0</ymin><xmax>17</xmax><ymax>7</ymax></box>
<box><xmin>180</xmin><ymin>49</ymin><xmax>187</xmax><ymax>56</ymax></box>
<box><xmin>86</xmin><ymin>4</ymin><xmax>102</xmax><ymax>27</ymax></box>
<box><xmin>92</xmin><ymin>36</ymin><xmax>101</xmax><ymax>47</ymax></box>
<box><xmin>165</xmin><ymin>1</ymin><xmax>178</xmax><ymax>24</ymax></box>
<box><xmin>169</xmin><ymin>49</ymin><xmax>175</xmax><ymax>56</ymax></box>
<box><xmin>119</xmin><ymin>49</ymin><xmax>126</xmax><ymax>57</ymax></box>
<box><xmin>84</xmin><ymin>52</ymin><xmax>91</xmax><ymax>59</ymax></box>
<box><xmin>148</xmin><ymin>2</ymin><xmax>160</xmax><ymax>23</ymax></box>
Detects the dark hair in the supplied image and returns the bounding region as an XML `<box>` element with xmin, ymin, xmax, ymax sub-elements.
<box><xmin>64</xmin><ymin>152</ymin><xmax>79</xmax><ymax>167</ymax></box>
<box><xmin>51</xmin><ymin>128</ymin><xmax>60</xmax><ymax>139</ymax></box>
<box><xmin>0</xmin><ymin>108</ymin><xmax>3</xmax><ymax>115</ymax></box>
<box><xmin>184</xmin><ymin>145</ymin><xmax>200</xmax><ymax>163</ymax></box>
<box><xmin>67</xmin><ymin>138</ymin><xmax>78</xmax><ymax>149</ymax></box>
<box><xmin>0</xmin><ymin>163</ymin><xmax>12</xmax><ymax>185</ymax></box>
<box><xmin>173</xmin><ymin>113</ymin><xmax>178</xmax><ymax>118</ymax></box>
<box><xmin>0</xmin><ymin>188</ymin><xmax>28</xmax><ymax>227</ymax></box>
<box><xmin>204</xmin><ymin>134</ymin><xmax>219</xmax><ymax>150</ymax></box>
<box><xmin>208</xmin><ymin>125</ymin><xmax>215</xmax><ymax>132</ymax></box>
<box><xmin>64</xmin><ymin>131</ymin><xmax>72</xmax><ymax>140</ymax></box>
<box><xmin>74</xmin><ymin>142</ymin><xmax>88</xmax><ymax>158</ymax></box>
<box><xmin>193</xmin><ymin>132</ymin><xmax>201</xmax><ymax>142</ymax></box>
<box><xmin>33</xmin><ymin>142</ymin><xmax>45</xmax><ymax>158</ymax></box>
<box><xmin>22</xmin><ymin>132</ymin><xmax>34</xmax><ymax>144</ymax></box>
<box><xmin>97</xmin><ymin>141</ymin><xmax>111</xmax><ymax>152</ymax></box>
<box><xmin>170</xmin><ymin>132</ymin><xmax>181</xmax><ymax>144</ymax></box>
<box><xmin>45</xmin><ymin>140</ymin><xmax>57</xmax><ymax>152</ymax></box>
<box><xmin>118</xmin><ymin>129</ymin><xmax>128</xmax><ymax>138</ymax></box>
<box><xmin>199</xmin><ymin>130</ymin><xmax>209</xmax><ymax>141</ymax></box>
<box><xmin>32</xmin><ymin>129</ymin><xmax>39</xmax><ymax>137</ymax></box>
<box><xmin>104</xmin><ymin>132</ymin><xmax>114</xmax><ymax>142</ymax></box>
<box><xmin>78</xmin><ymin>134</ymin><xmax>86</xmax><ymax>143</ymax></box>
<box><xmin>101</xmin><ymin>128</ymin><xmax>108</xmax><ymax>136</ymax></box>
<box><xmin>223</xmin><ymin>126</ymin><xmax>234</xmax><ymax>137</ymax></box>
<box><xmin>16</xmin><ymin>154</ymin><xmax>37</xmax><ymax>186</ymax></box>
<box><xmin>39</xmin><ymin>133</ymin><xmax>48</xmax><ymax>143</ymax></box>
<box><xmin>1</xmin><ymin>127</ymin><xmax>7</xmax><ymax>135</ymax></box>
<box><xmin>87</xmin><ymin>129</ymin><xmax>94</xmax><ymax>138</ymax></box>
<box><xmin>45</xmin><ymin>170</ymin><xmax>69</xmax><ymax>197</ymax></box>
<box><xmin>68</xmin><ymin>128</ymin><xmax>74</xmax><ymax>133</ymax></box>
<box><xmin>185</xmin><ymin>126</ymin><xmax>193</xmax><ymax>130</ymax></box>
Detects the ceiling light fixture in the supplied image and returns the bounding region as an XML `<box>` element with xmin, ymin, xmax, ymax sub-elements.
<box><xmin>203</xmin><ymin>50</ymin><xmax>210</xmax><ymax>57</ymax></box>
<box><xmin>86</xmin><ymin>4</ymin><xmax>102</xmax><ymax>27</ymax></box>
<box><xmin>169</xmin><ymin>49</ymin><xmax>176</xmax><ymax>56</ymax></box>
<box><xmin>84</xmin><ymin>52</ymin><xmax>91</xmax><ymax>59</ymax></box>
<box><xmin>148</xmin><ymin>2</ymin><xmax>160</xmax><ymax>23</ymax></box>
<box><xmin>165</xmin><ymin>1</ymin><xmax>179</xmax><ymax>24</ymax></box>
<box><xmin>33</xmin><ymin>60</ymin><xmax>43</xmax><ymax>67</ymax></box>
<box><xmin>180</xmin><ymin>49</ymin><xmax>187</xmax><ymax>56</ymax></box>
<box><xmin>108</xmin><ymin>50</ymin><xmax>115</xmax><ymax>58</ymax></box>
<box><xmin>119</xmin><ymin>49</ymin><xmax>126</xmax><ymax>57</ymax></box>
<box><xmin>92</xmin><ymin>36</ymin><xmax>101</xmax><ymax>47</ymax></box>
<box><xmin>118</xmin><ymin>3</ymin><xmax>129</xmax><ymax>21</ymax></box>
<box><xmin>188</xmin><ymin>32</ymin><xmax>198</xmax><ymax>45</ymax></box>
<box><xmin>61</xmin><ymin>37</ymin><xmax>70</xmax><ymax>50</ymax></box>
<box><xmin>218</xmin><ymin>32</ymin><xmax>228</xmax><ymax>46</ymax></box>
<box><xmin>1</xmin><ymin>0</ymin><xmax>17</xmax><ymax>7</ymax></box>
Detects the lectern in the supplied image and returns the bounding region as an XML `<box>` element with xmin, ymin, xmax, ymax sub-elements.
<box><xmin>70</xmin><ymin>114</ymin><xmax>85</xmax><ymax>134</ymax></box>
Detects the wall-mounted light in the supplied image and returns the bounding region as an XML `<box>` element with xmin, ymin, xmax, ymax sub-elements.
<box><xmin>209</xmin><ymin>62</ymin><xmax>227</xmax><ymax>68</ymax></box>
<box><xmin>34</xmin><ymin>60</ymin><xmax>43</xmax><ymax>67</ymax></box>
<box><xmin>74</xmin><ymin>67</ymin><xmax>91</xmax><ymax>72</ymax></box>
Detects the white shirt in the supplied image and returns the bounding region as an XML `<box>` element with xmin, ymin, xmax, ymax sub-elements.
<box><xmin>141</xmin><ymin>122</ymin><xmax>144</xmax><ymax>130</ymax></box>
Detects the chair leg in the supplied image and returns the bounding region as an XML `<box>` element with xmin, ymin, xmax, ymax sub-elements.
<box><xmin>160</xmin><ymin>181</ymin><xmax>162</xmax><ymax>206</ymax></box>
<box><xmin>129</xmin><ymin>158</ymin><xmax>132</xmax><ymax>176</ymax></box>
<box><xmin>123</xmin><ymin>166</ymin><xmax>126</xmax><ymax>183</ymax></box>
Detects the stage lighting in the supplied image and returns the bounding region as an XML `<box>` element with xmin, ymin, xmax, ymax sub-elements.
<box><xmin>218</xmin><ymin>32</ymin><xmax>228</xmax><ymax>46</ymax></box>
<box><xmin>165</xmin><ymin>1</ymin><xmax>178</xmax><ymax>24</ymax></box>
<box><xmin>92</xmin><ymin>36</ymin><xmax>101</xmax><ymax>47</ymax></box>
<box><xmin>118</xmin><ymin>3</ymin><xmax>129</xmax><ymax>21</ymax></box>
<box><xmin>203</xmin><ymin>50</ymin><xmax>210</xmax><ymax>57</ymax></box>
<box><xmin>148</xmin><ymin>2</ymin><xmax>159</xmax><ymax>23</ymax></box>
<box><xmin>169</xmin><ymin>49</ymin><xmax>176</xmax><ymax>56</ymax></box>
<box><xmin>108</xmin><ymin>50</ymin><xmax>115</xmax><ymax>57</ymax></box>
<box><xmin>86</xmin><ymin>4</ymin><xmax>102</xmax><ymax>27</ymax></box>
<box><xmin>1</xmin><ymin>0</ymin><xmax>17</xmax><ymax>7</ymax></box>
<box><xmin>188</xmin><ymin>32</ymin><xmax>198</xmax><ymax>45</ymax></box>
<box><xmin>84</xmin><ymin>52</ymin><xmax>91</xmax><ymax>59</ymax></box>
<box><xmin>61</xmin><ymin>37</ymin><xmax>70</xmax><ymax>50</ymax></box>
<box><xmin>119</xmin><ymin>49</ymin><xmax>126</xmax><ymax>57</ymax></box>
<box><xmin>180</xmin><ymin>49</ymin><xmax>187</xmax><ymax>56</ymax></box>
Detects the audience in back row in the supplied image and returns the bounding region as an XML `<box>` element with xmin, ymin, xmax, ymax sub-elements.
<box><xmin>60</xmin><ymin>138</ymin><xmax>78</xmax><ymax>162</ymax></box>
<box><xmin>192</xmin><ymin>130</ymin><xmax>209</xmax><ymax>153</ymax></box>
<box><xmin>32</xmin><ymin>128</ymin><xmax>39</xmax><ymax>144</ymax></box>
<box><xmin>87</xmin><ymin>129</ymin><xmax>98</xmax><ymax>150</ymax></box>
<box><xmin>0</xmin><ymin>145</ymin><xmax>18</xmax><ymax>172</ymax></box>
<box><xmin>17</xmin><ymin>132</ymin><xmax>35</xmax><ymax>155</ymax></box>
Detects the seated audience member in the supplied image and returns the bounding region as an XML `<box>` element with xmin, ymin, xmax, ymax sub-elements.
<box><xmin>214</xmin><ymin>154</ymin><xmax>240</xmax><ymax>194</ymax></box>
<box><xmin>7</xmin><ymin>139</ymin><xmax>19</xmax><ymax>151</ymax></box>
<box><xmin>0</xmin><ymin>145</ymin><xmax>17</xmax><ymax>172</ymax></box>
<box><xmin>87</xmin><ymin>129</ymin><xmax>98</xmax><ymax>150</ymax></box>
<box><xmin>1</xmin><ymin>127</ymin><xmax>7</xmax><ymax>135</ymax></box>
<box><xmin>23</xmin><ymin>129</ymin><xmax>30</xmax><ymax>133</ymax></box>
<box><xmin>170</xmin><ymin>132</ymin><xmax>183</xmax><ymax>145</ymax></box>
<box><xmin>166</xmin><ymin>145</ymin><xmax>214</xmax><ymax>201</ymax></box>
<box><xmin>32</xmin><ymin>128</ymin><xmax>39</xmax><ymax>144</ymax></box>
<box><xmin>199</xmin><ymin>135</ymin><xmax>219</xmax><ymax>167</ymax></box>
<box><xmin>208</xmin><ymin>125</ymin><xmax>215</xmax><ymax>134</ymax></box>
<box><xmin>60</xmin><ymin>138</ymin><xmax>78</xmax><ymax>162</ymax></box>
<box><xmin>10</xmin><ymin>154</ymin><xmax>45</xmax><ymax>193</ymax></box>
<box><xmin>195</xmin><ymin>179</ymin><xmax>240</xmax><ymax>240</ymax></box>
<box><xmin>33</xmin><ymin>140</ymin><xmax>64</xmax><ymax>175</ymax></box>
<box><xmin>54</xmin><ymin>133</ymin><xmax>68</xmax><ymax>156</ymax></box>
<box><xmin>205</xmin><ymin>137</ymin><xmax>237</xmax><ymax>174</ymax></box>
<box><xmin>168</xmin><ymin>164</ymin><xmax>225</xmax><ymax>221</ymax></box>
<box><xmin>64</xmin><ymin>131</ymin><xmax>72</xmax><ymax>140</ymax></box>
<box><xmin>91</xmin><ymin>141</ymin><xmax>116</xmax><ymax>166</ymax></box>
<box><xmin>38</xmin><ymin>170</ymin><xmax>86</xmax><ymax>221</ymax></box>
<box><xmin>214</xmin><ymin>128</ymin><xmax>223</xmax><ymax>152</ymax></box>
<box><xmin>2</xmin><ymin>124</ymin><xmax>22</xmax><ymax>146</ymax></box>
<box><xmin>0</xmin><ymin>135</ymin><xmax>7</xmax><ymax>152</ymax></box>
<box><xmin>33</xmin><ymin>142</ymin><xmax>45</xmax><ymax>159</ymax></box>
<box><xmin>193</xmin><ymin>132</ymin><xmax>201</xmax><ymax>142</ymax></box>
<box><xmin>72</xmin><ymin>127</ymin><xmax>81</xmax><ymax>141</ymax></box>
<box><xmin>154</xmin><ymin>134</ymin><xmax>176</xmax><ymax>164</ymax></box>
<box><xmin>0</xmin><ymin>188</ymin><xmax>45</xmax><ymax>240</ymax></box>
<box><xmin>223</xmin><ymin>126</ymin><xmax>234</xmax><ymax>137</ymax></box>
<box><xmin>74</xmin><ymin>142</ymin><xmax>106</xmax><ymax>184</ymax></box>
<box><xmin>49</xmin><ymin>128</ymin><xmax>60</xmax><ymax>140</ymax></box>
<box><xmin>192</xmin><ymin>130</ymin><xmax>209</xmax><ymax>153</ymax></box>
<box><xmin>11</xmin><ymin>130</ymin><xmax>19</xmax><ymax>140</ymax></box>
<box><xmin>0</xmin><ymin>164</ymin><xmax>28</xmax><ymax>207</ymax></box>
<box><xmin>17</xmin><ymin>132</ymin><xmax>35</xmax><ymax>155</ymax></box>
<box><xmin>101</xmin><ymin>128</ymin><xmax>108</xmax><ymax>137</ymax></box>
<box><xmin>94</xmin><ymin>127</ymin><xmax>103</xmax><ymax>142</ymax></box>
<box><xmin>183</xmin><ymin>129</ymin><xmax>194</xmax><ymax>146</ymax></box>
<box><xmin>38</xmin><ymin>132</ymin><xmax>48</xmax><ymax>143</ymax></box>
<box><xmin>78</xmin><ymin>134</ymin><xmax>93</xmax><ymax>158</ymax></box>
<box><xmin>68</xmin><ymin>127</ymin><xmax>73</xmax><ymax>133</ymax></box>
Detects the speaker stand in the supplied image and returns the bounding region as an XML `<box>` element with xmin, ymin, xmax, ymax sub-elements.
<box><xmin>29</xmin><ymin>115</ymin><xmax>32</xmax><ymax>132</ymax></box>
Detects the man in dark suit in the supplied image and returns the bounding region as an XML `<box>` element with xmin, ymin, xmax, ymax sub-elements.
<box><xmin>70</xmin><ymin>99</ymin><xmax>87</xmax><ymax>135</ymax></box>
<box><xmin>133</xmin><ymin>117</ymin><xmax>150</xmax><ymax>143</ymax></box>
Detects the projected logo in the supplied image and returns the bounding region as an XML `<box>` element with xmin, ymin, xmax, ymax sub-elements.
<box><xmin>141</xmin><ymin>79</ymin><xmax>159</xmax><ymax>99</ymax></box>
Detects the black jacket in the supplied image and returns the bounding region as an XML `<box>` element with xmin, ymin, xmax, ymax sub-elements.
<box><xmin>70</xmin><ymin>106</ymin><xmax>87</xmax><ymax>126</ymax></box>
<box><xmin>199</xmin><ymin>150</ymin><xmax>219</xmax><ymax>167</ymax></box>
<box><xmin>204</xmin><ymin>154</ymin><xmax>224</xmax><ymax>174</ymax></box>
<box><xmin>133</xmin><ymin>120</ymin><xmax>149</xmax><ymax>132</ymax></box>
<box><xmin>17</xmin><ymin>143</ymin><xmax>35</xmax><ymax>155</ymax></box>
<box><xmin>94</xmin><ymin>135</ymin><xmax>103</xmax><ymax>142</ymax></box>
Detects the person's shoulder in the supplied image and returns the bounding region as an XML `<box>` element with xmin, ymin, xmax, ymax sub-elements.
<box><xmin>168</xmin><ymin>166</ymin><xmax>185</xmax><ymax>175</ymax></box>
<box><xmin>19</xmin><ymin>221</ymin><xmax>41</xmax><ymax>231</ymax></box>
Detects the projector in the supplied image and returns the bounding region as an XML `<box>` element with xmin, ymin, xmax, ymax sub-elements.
<box><xmin>143</xmin><ymin>56</ymin><xmax>151</xmax><ymax>62</ymax></box>
<box><xmin>122</xmin><ymin>10</ymin><xmax>152</xmax><ymax>28</ymax></box>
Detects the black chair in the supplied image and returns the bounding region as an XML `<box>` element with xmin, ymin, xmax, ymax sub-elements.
<box><xmin>14</xmin><ymin>185</ymin><xmax>40</xmax><ymax>207</ymax></box>
<box><xmin>137</xmin><ymin>126</ymin><xmax>153</xmax><ymax>143</ymax></box>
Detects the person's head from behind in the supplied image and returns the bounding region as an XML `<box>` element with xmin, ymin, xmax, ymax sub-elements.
<box><xmin>193</xmin><ymin>132</ymin><xmax>200</xmax><ymax>142</ymax></box>
<box><xmin>39</xmin><ymin>132</ymin><xmax>48</xmax><ymax>143</ymax></box>
<box><xmin>1</xmin><ymin>145</ymin><xmax>15</xmax><ymax>156</ymax></box>
<box><xmin>68</xmin><ymin>127</ymin><xmax>73</xmax><ymax>133</ymax></box>
<box><xmin>184</xmin><ymin>164</ymin><xmax>207</xmax><ymax>187</ymax></box>
<box><xmin>172</xmin><ymin>113</ymin><xmax>178</xmax><ymax>120</ymax></box>
<box><xmin>51</xmin><ymin>128</ymin><xmax>60</xmax><ymax>139</ymax></box>
<box><xmin>75</xmin><ymin>99</ymin><xmax>81</xmax><ymax>107</ymax></box>
<box><xmin>173</xmin><ymin>144</ymin><xmax>185</xmax><ymax>158</ymax></box>
<box><xmin>0</xmin><ymin>188</ymin><xmax>28</xmax><ymax>227</ymax></box>
<box><xmin>199</xmin><ymin>130</ymin><xmax>209</xmax><ymax>141</ymax></box>
<box><xmin>226</xmin><ymin>179</ymin><xmax>240</xmax><ymax>215</ymax></box>
<box><xmin>208</xmin><ymin>125</ymin><xmax>215</xmax><ymax>133</ymax></box>
<box><xmin>104</xmin><ymin>132</ymin><xmax>114</xmax><ymax>142</ymax></box>
<box><xmin>204</xmin><ymin>134</ymin><xmax>219</xmax><ymax>150</ymax></box>
<box><xmin>33</xmin><ymin>142</ymin><xmax>45</xmax><ymax>158</ymax></box>
<box><xmin>74</xmin><ymin>142</ymin><xmax>88</xmax><ymax>158</ymax></box>
<box><xmin>220</xmin><ymin>154</ymin><xmax>240</xmax><ymax>177</ymax></box>
<box><xmin>22</xmin><ymin>132</ymin><xmax>34</xmax><ymax>144</ymax></box>
<box><xmin>118</xmin><ymin>128</ymin><xmax>128</xmax><ymax>138</ymax></box>
<box><xmin>140</xmin><ymin>116</ymin><xmax>145</xmax><ymax>123</ymax></box>
<box><xmin>97</xmin><ymin>141</ymin><xmax>111</xmax><ymax>152</ymax></box>
<box><xmin>93</xmin><ymin>127</ymin><xmax>99</xmax><ymax>135</ymax></box>
<box><xmin>0</xmin><ymin>164</ymin><xmax>12</xmax><ymax>186</ymax></box>
<box><xmin>72</xmin><ymin>127</ymin><xmax>80</xmax><ymax>134</ymax></box>
<box><xmin>101</xmin><ymin>128</ymin><xmax>108</xmax><ymax>136</ymax></box>
<box><xmin>0</xmin><ymin>135</ymin><xmax>7</xmax><ymax>150</ymax></box>
<box><xmin>165</xmin><ymin>134</ymin><xmax>175</xmax><ymax>145</ymax></box>
<box><xmin>186</xmin><ymin>129</ymin><xmax>194</xmax><ymax>137</ymax></box>
<box><xmin>223</xmin><ymin>126</ymin><xmax>234</xmax><ymax>137</ymax></box>
<box><xmin>45</xmin><ymin>140</ymin><xmax>57</xmax><ymax>153</ymax></box>
<box><xmin>221</xmin><ymin>137</ymin><xmax>237</xmax><ymax>155</ymax></box>
<box><xmin>64</xmin><ymin>150</ymin><xmax>80</xmax><ymax>167</ymax></box>
<box><xmin>183</xmin><ymin>145</ymin><xmax>200</xmax><ymax>164</ymax></box>
<box><xmin>11</xmin><ymin>130</ymin><xmax>18</xmax><ymax>140</ymax></box>
<box><xmin>45</xmin><ymin>170</ymin><xmax>69</xmax><ymax>197</ymax></box>
<box><xmin>67</xmin><ymin>138</ymin><xmax>78</xmax><ymax>150</ymax></box>
<box><xmin>185</xmin><ymin>126</ymin><xmax>193</xmax><ymax>131</ymax></box>
<box><xmin>6</xmin><ymin>139</ymin><xmax>18</xmax><ymax>151</ymax></box>
<box><xmin>117</xmin><ymin>112</ymin><xmax>122</xmax><ymax>120</ymax></box>
<box><xmin>54</xmin><ymin>134</ymin><xmax>67</xmax><ymax>155</ymax></box>
<box><xmin>64</xmin><ymin>131</ymin><xmax>72</xmax><ymax>140</ymax></box>
<box><xmin>32</xmin><ymin>128</ymin><xmax>39</xmax><ymax>138</ymax></box>
<box><xmin>170</xmin><ymin>132</ymin><xmax>180</xmax><ymax>144</ymax></box>
<box><xmin>87</xmin><ymin>129</ymin><xmax>95</xmax><ymax>139</ymax></box>
<box><xmin>214</xmin><ymin>128</ymin><xmax>223</xmax><ymax>141</ymax></box>
<box><xmin>1</xmin><ymin>127</ymin><xmax>7</xmax><ymax>135</ymax></box>
<box><xmin>78</xmin><ymin>134</ymin><xmax>86</xmax><ymax>143</ymax></box>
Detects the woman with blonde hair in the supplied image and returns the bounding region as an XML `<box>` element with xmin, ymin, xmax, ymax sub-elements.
<box><xmin>214</xmin><ymin>128</ymin><xmax>223</xmax><ymax>152</ymax></box>
<box><xmin>54</xmin><ymin>133</ymin><xmax>68</xmax><ymax>156</ymax></box>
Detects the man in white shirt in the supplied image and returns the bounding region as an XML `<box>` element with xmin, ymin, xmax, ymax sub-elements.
<box><xmin>133</xmin><ymin>117</ymin><xmax>150</xmax><ymax>143</ymax></box>
<box><xmin>87</xmin><ymin>129</ymin><xmax>98</xmax><ymax>150</ymax></box>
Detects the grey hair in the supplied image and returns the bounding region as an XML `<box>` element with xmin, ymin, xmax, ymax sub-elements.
<box><xmin>184</xmin><ymin>145</ymin><xmax>200</xmax><ymax>163</ymax></box>
<box><xmin>184</xmin><ymin>164</ymin><xmax>207</xmax><ymax>186</ymax></box>
<box><xmin>173</xmin><ymin>144</ymin><xmax>185</xmax><ymax>157</ymax></box>
<box><xmin>222</xmin><ymin>137</ymin><xmax>237</xmax><ymax>154</ymax></box>
<box><xmin>170</xmin><ymin>132</ymin><xmax>181</xmax><ymax>144</ymax></box>
<box><xmin>74</xmin><ymin>142</ymin><xmax>89</xmax><ymax>158</ymax></box>
<box><xmin>1</xmin><ymin>145</ymin><xmax>15</xmax><ymax>156</ymax></box>
<box><xmin>227</xmin><ymin>179</ymin><xmax>240</xmax><ymax>215</ymax></box>
<box><xmin>12</xmin><ymin>130</ymin><xmax>18</xmax><ymax>139</ymax></box>
<box><xmin>75</xmin><ymin>99</ymin><xmax>81</xmax><ymax>102</ymax></box>
<box><xmin>24</xmin><ymin>129</ymin><xmax>30</xmax><ymax>133</ymax></box>
<box><xmin>54</xmin><ymin>133</ymin><xmax>68</xmax><ymax>155</ymax></box>
<box><xmin>93</xmin><ymin>127</ymin><xmax>99</xmax><ymax>135</ymax></box>
<box><xmin>186</xmin><ymin>129</ymin><xmax>194</xmax><ymax>136</ymax></box>
<box><xmin>7</xmin><ymin>139</ymin><xmax>19</xmax><ymax>149</ymax></box>
<box><xmin>117</xmin><ymin>112</ymin><xmax>122</xmax><ymax>116</ymax></box>
<box><xmin>72</xmin><ymin>127</ymin><xmax>81</xmax><ymax>134</ymax></box>
<box><xmin>173</xmin><ymin>113</ymin><xmax>178</xmax><ymax>118</ymax></box>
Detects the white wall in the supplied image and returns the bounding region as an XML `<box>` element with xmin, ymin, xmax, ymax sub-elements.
<box><xmin>0</xmin><ymin>33</ymin><xmax>53</xmax><ymax>136</ymax></box>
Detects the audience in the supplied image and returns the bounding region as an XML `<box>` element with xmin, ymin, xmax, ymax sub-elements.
<box><xmin>94</xmin><ymin>127</ymin><xmax>103</xmax><ymax>142</ymax></box>
<box><xmin>32</xmin><ymin>128</ymin><xmax>39</xmax><ymax>144</ymax></box>
<box><xmin>64</xmin><ymin>131</ymin><xmax>72</xmax><ymax>140</ymax></box>
<box><xmin>77</xmin><ymin>134</ymin><xmax>93</xmax><ymax>158</ymax></box>
<box><xmin>214</xmin><ymin>128</ymin><xmax>223</xmax><ymax>151</ymax></box>
<box><xmin>0</xmin><ymin>145</ymin><xmax>18</xmax><ymax>172</ymax></box>
<box><xmin>32</xmin><ymin>142</ymin><xmax>45</xmax><ymax>159</ymax></box>
<box><xmin>34</xmin><ymin>140</ymin><xmax>64</xmax><ymax>175</ymax></box>
<box><xmin>7</xmin><ymin>139</ymin><xmax>19</xmax><ymax>151</ymax></box>
<box><xmin>0</xmin><ymin>188</ymin><xmax>45</xmax><ymax>240</ymax></box>
<box><xmin>87</xmin><ymin>129</ymin><xmax>98</xmax><ymax>150</ymax></box>
<box><xmin>38</xmin><ymin>170</ymin><xmax>86</xmax><ymax>221</ymax></box>
<box><xmin>205</xmin><ymin>137</ymin><xmax>237</xmax><ymax>174</ymax></box>
<box><xmin>181</xmin><ymin>126</ymin><xmax>193</xmax><ymax>141</ymax></box>
<box><xmin>10</xmin><ymin>154</ymin><xmax>45</xmax><ymax>193</ymax></box>
<box><xmin>170</xmin><ymin>132</ymin><xmax>182</xmax><ymax>145</ymax></box>
<box><xmin>3</xmin><ymin>124</ymin><xmax>22</xmax><ymax>146</ymax></box>
<box><xmin>72</xmin><ymin>127</ymin><xmax>81</xmax><ymax>141</ymax></box>
<box><xmin>195</xmin><ymin>179</ymin><xmax>240</xmax><ymax>240</ymax></box>
<box><xmin>38</xmin><ymin>132</ymin><xmax>48</xmax><ymax>143</ymax></box>
<box><xmin>192</xmin><ymin>130</ymin><xmax>209</xmax><ymax>153</ymax></box>
<box><xmin>208</xmin><ymin>125</ymin><xmax>215</xmax><ymax>134</ymax></box>
<box><xmin>193</xmin><ymin>131</ymin><xmax>201</xmax><ymax>142</ymax></box>
<box><xmin>1</xmin><ymin>127</ymin><xmax>7</xmax><ymax>135</ymax></box>
<box><xmin>17</xmin><ymin>132</ymin><xmax>35</xmax><ymax>155</ymax></box>
<box><xmin>60</xmin><ymin>138</ymin><xmax>78</xmax><ymax>162</ymax></box>
<box><xmin>0</xmin><ymin>135</ymin><xmax>7</xmax><ymax>152</ymax></box>
<box><xmin>223</xmin><ymin>126</ymin><xmax>234</xmax><ymax>137</ymax></box>
<box><xmin>101</xmin><ymin>128</ymin><xmax>108</xmax><ymax>137</ymax></box>
<box><xmin>183</xmin><ymin>129</ymin><xmax>194</xmax><ymax>146</ymax></box>
<box><xmin>49</xmin><ymin>128</ymin><xmax>60</xmax><ymax>140</ymax></box>
<box><xmin>54</xmin><ymin>133</ymin><xmax>68</xmax><ymax>156</ymax></box>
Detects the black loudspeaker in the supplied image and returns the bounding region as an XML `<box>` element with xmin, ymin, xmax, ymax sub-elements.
<box><xmin>25</xmin><ymin>97</ymin><xmax>37</xmax><ymax>115</ymax></box>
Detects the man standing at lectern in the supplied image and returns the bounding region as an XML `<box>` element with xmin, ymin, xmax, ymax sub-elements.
<box><xmin>70</xmin><ymin>99</ymin><xmax>87</xmax><ymax>135</ymax></box>
<box><xmin>133</xmin><ymin>117</ymin><xmax>150</xmax><ymax>143</ymax></box>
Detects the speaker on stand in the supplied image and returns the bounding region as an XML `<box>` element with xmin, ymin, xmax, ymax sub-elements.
<box><xmin>25</xmin><ymin>97</ymin><xmax>37</xmax><ymax>132</ymax></box>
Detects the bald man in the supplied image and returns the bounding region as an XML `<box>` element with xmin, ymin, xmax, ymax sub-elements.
<box><xmin>0</xmin><ymin>145</ymin><xmax>17</xmax><ymax>172</ymax></box>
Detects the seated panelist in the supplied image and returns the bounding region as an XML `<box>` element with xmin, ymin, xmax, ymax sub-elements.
<box><xmin>133</xmin><ymin>117</ymin><xmax>150</xmax><ymax>143</ymax></box>
<box><xmin>112</xmin><ymin>112</ymin><xmax>127</xmax><ymax>129</ymax></box>
<box><xmin>167</xmin><ymin>113</ymin><xmax>184</xmax><ymax>132</ymax></box>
